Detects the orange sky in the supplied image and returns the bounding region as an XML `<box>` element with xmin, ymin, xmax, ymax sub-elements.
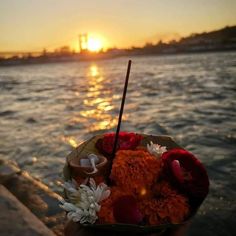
<box><xmin>0</xmin><ymin>0</ymin><xmax>236</xmax><ymax>52</ymax></box>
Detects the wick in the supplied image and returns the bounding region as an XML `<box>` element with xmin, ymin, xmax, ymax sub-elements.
<box><xmin>111</xmin><ymin>60</ymin><xmax>132</xmax><ymax>159</ymax></box>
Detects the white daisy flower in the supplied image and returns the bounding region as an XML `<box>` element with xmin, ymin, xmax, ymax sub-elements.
<box><xmin>147</xmin><ymin>141</ymin><xmax>167</xmax><ymax>158</ymax></box>
<box><xmin>59</xmin><ymin>178</ymin><xmax>110</xmax><ymax>224</ymax></box>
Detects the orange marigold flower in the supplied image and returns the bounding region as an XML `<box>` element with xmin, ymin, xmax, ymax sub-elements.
<box><xmin>139</xmin><ymin>181</ymin><xmax>190</xmax><ymax>225</ymax></box>
<box><xmin>110</xmin><ymin>149</ymin><xmax>163</xmax><ymax>196</ymax></box>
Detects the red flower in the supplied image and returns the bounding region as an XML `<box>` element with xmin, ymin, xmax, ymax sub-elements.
<box><xmin>96</xmin><ymin>132</ymin><xmax>142</xmax><ymax>156</ymax></box>
<box><xmin>161</xmin><ymin>148</ymin><xmax>209</xmax><ymax>202</ymax></box>
<box><xmin>113</xmin><ymin>195</ymin><xmax>143</xmax><ymax>224</ymax></box>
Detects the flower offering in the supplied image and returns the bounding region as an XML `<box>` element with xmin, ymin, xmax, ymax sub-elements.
<box><xmin>61</xmin><ymin>132</ymin><xmax>209</xmax><ymax>233</ymax></box>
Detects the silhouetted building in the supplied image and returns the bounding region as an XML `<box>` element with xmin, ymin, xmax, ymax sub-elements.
<box><xmin>78</xmin><ymin>34</ymin><xmax>88</xmax><ymax>53</ymax></box>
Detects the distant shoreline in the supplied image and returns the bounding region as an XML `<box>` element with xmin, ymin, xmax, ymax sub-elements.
<box><xmin>0</xmin><ymin>48</ymin><xmax>236</xmax><ymax>67</ymax></box>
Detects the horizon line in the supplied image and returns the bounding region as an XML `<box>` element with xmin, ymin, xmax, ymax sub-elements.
<box><xmin>0</xmin><ymin>24</ymin><xmax>235</xmax><ymax>55</ymax></box>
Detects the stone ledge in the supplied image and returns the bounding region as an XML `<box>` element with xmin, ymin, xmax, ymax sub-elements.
<box><xmin>0</xmin><ymin>159</ymin><xmax>65</xmax><ymax>236</ymax></box>
<box><xmin>0</xmin><ymin>159</ymin><xmax>20</xmax><ymax>184</ymax></box>
<box><xmin>0</xmin><ymin>185</ymin><xmax>56</xmax><ymax>236</ymax></box>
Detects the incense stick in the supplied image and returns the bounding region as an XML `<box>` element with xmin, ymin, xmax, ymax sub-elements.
<box><xmin>111</xmin><ymin>60</ymin><xmax>132</xmax><ymax>159</ymax></box>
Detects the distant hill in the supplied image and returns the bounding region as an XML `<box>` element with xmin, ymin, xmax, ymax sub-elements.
<box><xmin>127</xmin><ymin>25</ymin><xmax>236</xmax><ymax>55</ymax></box>
<box><xmin>179</xmin><ymin>25</ymin><xmax>236</xmax><ymax>45</ymax></box>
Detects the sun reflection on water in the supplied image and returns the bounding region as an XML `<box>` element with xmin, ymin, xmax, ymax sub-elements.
<box><xmin>79</xmin><ymin>64</ymin><xmax>117</xmax><ymax>131</ymax></box>
<box><xmin>61</xmin><ymin>136</ymin><xmax>78</xmax><ymax>148</ymax></box>
<box><xmin>63</xmin><ymin>63</ymin><xmax>129</xmax><ymax>137</ymax></box>
<box><xmin>89</xmin><ymin>65</ymin><xmax>99</xmax><ymax>77</ymax></box>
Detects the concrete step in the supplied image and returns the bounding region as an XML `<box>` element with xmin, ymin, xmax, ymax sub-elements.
<box><xmin>0</xmin><ymin>159</ymin><xmax>65</xmax><ymax>236</ymax></box>
<box><xmin>0</xmin><ymin>185</ymin><xmax>56</xmax><ymax>236</ymax></box>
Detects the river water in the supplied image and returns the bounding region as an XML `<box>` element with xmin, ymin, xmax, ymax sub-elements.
<box><xmin>0</xmin><ymin>52</ymin><xmax>236</xmax><ymax>235</ymax></box>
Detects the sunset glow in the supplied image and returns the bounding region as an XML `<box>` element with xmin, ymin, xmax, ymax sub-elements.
<box><xmin>0</xmin><ymin>0</ymin><xmax>235</xmax><ymax>52</ymax></box>
<box><xmin>87</xmin><ymin>38</ymin><xmax>102</xmax><ymax>52</ymax></box>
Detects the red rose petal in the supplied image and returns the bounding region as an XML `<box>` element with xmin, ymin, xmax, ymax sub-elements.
<box><xmin>96</xmin><ymin>132</ymin><xmax>142</xmax><ymax>156</ymax></box>
<box><xmin>162</xmin><ymin>148</ymin><xmax>209</xmax><ymax>201</ymax></box>
<box><xmin>113</xmin><ymin>195</ymin><xmax>143</xmax><ymax>224</ymax></box>
<box><xmin>171</xmin><ymin>160</ymin><xmax>185</xmax><ymax>184</ymax></box>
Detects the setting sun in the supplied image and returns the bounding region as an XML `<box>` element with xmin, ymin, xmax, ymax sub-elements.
<box><xmin>87</xmin><ymin>38</ymin><xmax>102</xmax><ymax>52</ymax></box>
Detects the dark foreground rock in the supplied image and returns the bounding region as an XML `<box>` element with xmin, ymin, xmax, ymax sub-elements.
<box><xmin>0</xmin><ymin>159</ymin><xmax>65</xmax><ymax>236</ymax></box>
<box><xmin>0</xmin><ymin>185</ymin><xmax>56</xmax><ymax>236</ymax></box>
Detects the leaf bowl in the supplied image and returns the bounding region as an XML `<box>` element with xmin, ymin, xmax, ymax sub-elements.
<box><xmin>63</xmin><ymin>134</ymin><xmax>204</xmax><ymax>234</ymax></box>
